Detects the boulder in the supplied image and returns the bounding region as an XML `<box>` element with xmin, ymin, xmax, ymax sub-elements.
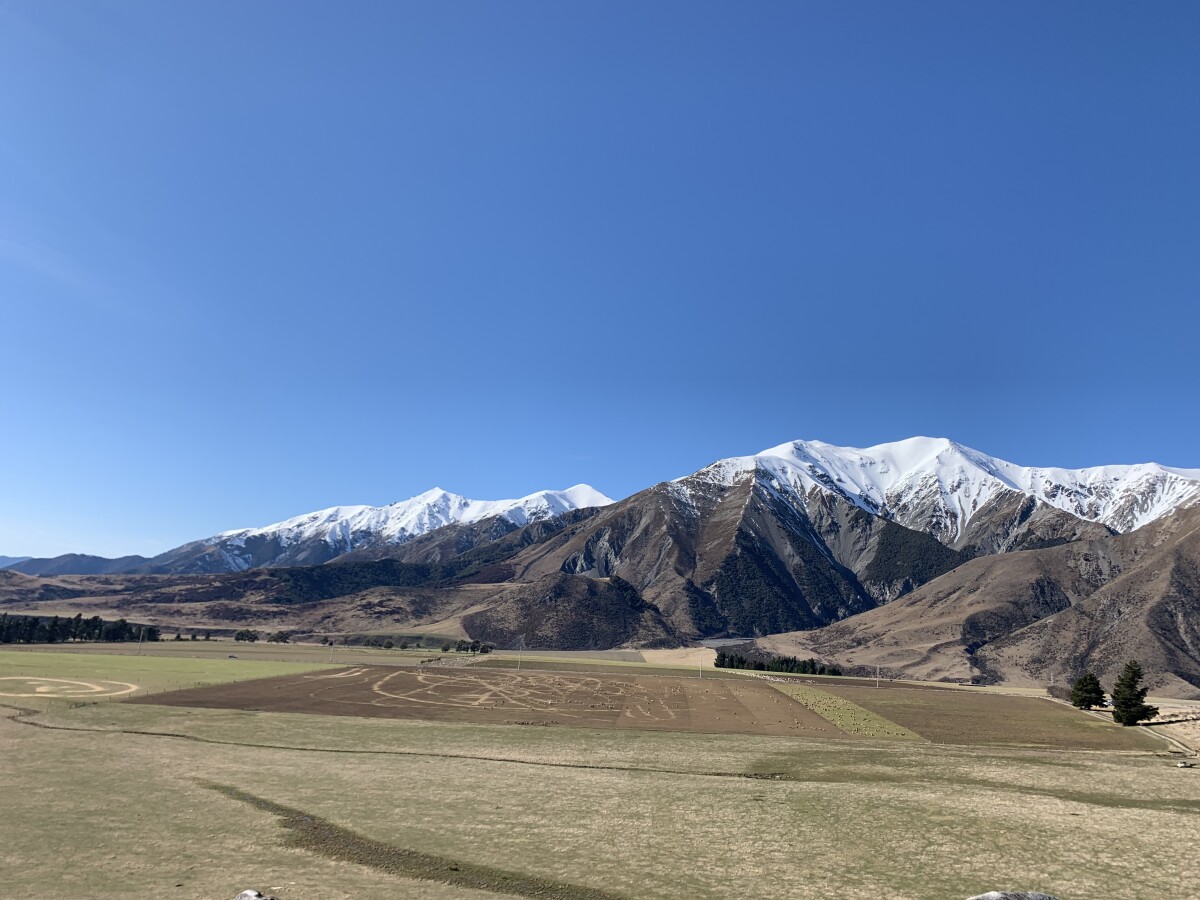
<box><xmin>967</xmin><ymin>893</ymin><xmax>1061</xmax><ymax>900</ymax></box>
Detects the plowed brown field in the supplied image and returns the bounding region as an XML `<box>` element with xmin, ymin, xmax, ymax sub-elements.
<box><xmin>131</xmin><ymin>664</ymin><xmax>851</xmax><ymax>738</ymax></box>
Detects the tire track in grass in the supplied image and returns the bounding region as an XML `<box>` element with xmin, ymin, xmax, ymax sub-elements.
<box><xmin>202</xmin><ymin>782</ymin><xmax>625</xmax><ymax>900</ymax></box>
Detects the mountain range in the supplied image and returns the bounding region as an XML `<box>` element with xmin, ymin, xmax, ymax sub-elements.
<box><xmin>4</xmin><ymin>484</ymin><xmax>613</xmax><ymax>575</ymax></box>
<box><xmin>3</xmin><ymin>436</ymin><xmax>1198</xmax><ymax>695</ymax></box>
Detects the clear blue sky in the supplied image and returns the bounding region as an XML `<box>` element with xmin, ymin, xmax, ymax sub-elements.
<box><xmin>2</xmin><ymin>2</ymin><xmax>1197</xmax><ymax>558</ymax></box>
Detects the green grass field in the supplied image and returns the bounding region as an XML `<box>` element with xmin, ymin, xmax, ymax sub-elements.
<box><xmin>0</xmin><ymin>648</ymin><xmax>337</xmax><ymax>710</ymax></box>
<box><xmin>0</xmin><ymin>639</ymin><xmax>457</xmax><ymax>666</ymax></box>
<box><xmin>2</xmin><ymin>645</ymin><xmax>1195</xmax><ymax>900</ymax></box>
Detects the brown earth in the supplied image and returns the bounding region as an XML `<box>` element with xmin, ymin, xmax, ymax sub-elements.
<box><xmin>814</xmin><ymin>680</ymin><xmax>1160</xmax><ymax>751</ymax></box>
<box><xmin>130</xmin><ymin>665</ymin><xmax>849</xmax><ymax>739</ymax></box>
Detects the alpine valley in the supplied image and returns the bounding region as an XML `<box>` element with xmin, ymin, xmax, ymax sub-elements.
<box><xmin>4</xmin><ymin>437</ymin><xmax>1200</xmax><ymax>695</ymax></box>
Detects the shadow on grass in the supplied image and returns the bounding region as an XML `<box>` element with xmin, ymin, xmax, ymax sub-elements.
<box><xmin>201</xmin><ymin>781</ymin><xmax>625</xmax><ymax>900</ymax></box>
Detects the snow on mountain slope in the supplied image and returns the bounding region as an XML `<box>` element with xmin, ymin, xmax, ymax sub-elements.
<box><xmin>216</xmin><ymin>484</ymin><xmax>614</xmax><ymax>551</ymax></box>
<box><xmin>682</xmin><ymin>437</ymin><xmax>1200</xmax><ymax>543</ymax></box>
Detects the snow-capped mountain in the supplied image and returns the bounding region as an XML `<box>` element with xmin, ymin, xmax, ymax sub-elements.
<box><xmin>141</xmin><ymin>484</ymin><xmax>615</xmax><ymax>574</ymax></box>
<box><xmin>11</xmin><ymin>436</ymin><xmax>1197</xmax><ymax>580</ymax></box>
<box><xmin>684</xmin><ymin>437</ymin><xmax>1200</xmax><ymax>549</ymax></box>
<box><xmin>218</xmin><ymin>485</ymin><xmax>612</xmax><ymax>553</ymax></box>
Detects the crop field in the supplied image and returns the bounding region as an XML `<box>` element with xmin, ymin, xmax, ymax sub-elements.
<box><xmin>472</xmin><ymin>656</ymin><xmax>742</xmax><ymax>678</ymax></box>
<box><xmin>130</xmin><ymin>665</ymin><xmax>850</xmax><ymax>738</ymax></box>
<box><xmin>815</xmin><ymin>679</ymin><xmax>1160</xmax><ymax>751</ymax></box>
<box><xmin>3</xmin><ymin>645</ymin><xmax>1195</xmax><ymax>900</ymax></box>
<box><xmin>126</xmin><ymin>660</ymin><xmax>1162</xmax><ymax>752</ymax></box>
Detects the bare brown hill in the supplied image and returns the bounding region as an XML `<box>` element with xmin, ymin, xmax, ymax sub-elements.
<box><xmin>760</xmin><ymin>505</ymin><xmax>1200</xmax><ymax>697</ymax></box>
<box><xmin>0</xmin><ymin>467</ymin><xmax>967</xmax><ymax>650</ymax></box>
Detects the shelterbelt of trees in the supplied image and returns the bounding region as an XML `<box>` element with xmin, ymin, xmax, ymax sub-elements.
<box><xmin>0</xmin><ymin>613</ymin><xmax>160</xmax><ymax>644</ymax></box>
<box><xmin>714</xmin><ymin>649</ymin><xmax>843</xmax><ymax>676</ymax></box>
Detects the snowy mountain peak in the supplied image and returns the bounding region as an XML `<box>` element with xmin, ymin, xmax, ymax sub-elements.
<box><xmin>685</xmin><ymin>436</ymin><xmax>1200</xmax><ymax>543</ymax></box>
<box><xmin>214</xmin><ymin>484</ymin><xmax>614</xmax><ymax>557</ymax></box>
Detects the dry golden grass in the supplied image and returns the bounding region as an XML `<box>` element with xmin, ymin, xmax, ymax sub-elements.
<box><xmin>4</xmin><ymin>648</ymin><xmax>1197</xmax><ymax>899</ymax></box>
<box><xmin>767</xmin><ymin>681</ymin><xmax>922</xmax><ymax>739</ymax></box>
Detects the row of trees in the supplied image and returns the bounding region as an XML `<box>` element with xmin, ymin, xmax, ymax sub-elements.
<box><xmin>440</xmin><ymin>639</ymin><xmax>494</xmax><ymax>654</ymax></box>
<box><xmin>715</xmin><ymin>650</ymin><xmax>843</xmax><ymax>676</ymax></box>
<box><xmin>309</xmin><ymin>636</ymin><xmax>495</xmax><ymax>652</ymax></box>
<box><xmin>1070</xmin><ymin>661</ymin><xmax>1159</xmax><ymax>726</ymax></box>
<box><xmin>0</xmin><ymin>613</ymin><xmax>159</xmax><ymax>644</ymax></box>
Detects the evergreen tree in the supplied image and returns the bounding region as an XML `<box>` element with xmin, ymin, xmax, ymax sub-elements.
<box><xmin>1110</xmin><ymin>660</ymin><xmax>1159</xmax><ymax>726</ymax></box>
<box><xmin>1069</xmin><ymin>672</ymin><xmax>1105</xmax><ymax>710</ymax></box>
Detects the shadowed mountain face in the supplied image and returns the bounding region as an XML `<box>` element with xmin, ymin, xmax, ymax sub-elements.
<box><xmin>947</xmin><ymin>491</ymin><xmax>1115</xmax><ymax>556</ymax></box>
<box><xmin>761</xmin><ymin>505</ymin><xmax>1200</xmax><ymax>696</ymax></box>
<box><xmin>503</xmin><ymin>466</ymin><xmax>969</xmax><ymax>639</ymax></box>
<box><xmin>461</xmin><ymin>575</ymin><xmax>675</xmax><ymax>651</ymax></box>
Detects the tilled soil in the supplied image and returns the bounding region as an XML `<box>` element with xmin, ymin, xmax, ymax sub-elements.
<box><xmin>131</xmin><ymin>665</ymin><xmax>852</xmax><ymax>738</ymax></box>
<box><xmin>820</xmin><ymin>681</ymin><xmax>1161</xmax><ymax>750</ymax></box>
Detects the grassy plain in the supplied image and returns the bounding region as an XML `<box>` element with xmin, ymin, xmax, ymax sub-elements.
<box><xmin>0</xmin><ymin>647</ymin><xmax>338</xmax><ymax>710</ymax></box>
<box><xmin>2</xmin><ymin>644</ymin><xmax>1196</xmax><ymax>900</ymax></box>
<box><xmin>0</xmin><ymin>640</ymin><xmax>457</xmax><ymax>666</ymax></box>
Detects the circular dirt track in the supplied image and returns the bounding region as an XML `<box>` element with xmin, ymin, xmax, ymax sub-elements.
<box><xmin>0</xmin><ymin>676</ymin><xmax>139</xmax><ymax>699</ymax></box>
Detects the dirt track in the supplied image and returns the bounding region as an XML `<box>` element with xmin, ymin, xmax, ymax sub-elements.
<box><xmin>131</xmin><ymin>665</ymin><xmax>851</xmax><ymax>738</ymax></box>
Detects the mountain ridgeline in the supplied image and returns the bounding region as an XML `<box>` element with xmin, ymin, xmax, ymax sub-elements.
<box><xmin>3</xmin><ymin>437</ymin><xmax>1199</xmax><ymax>692</ymax></box>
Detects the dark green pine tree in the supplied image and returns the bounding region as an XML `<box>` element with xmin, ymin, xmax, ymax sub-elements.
<box><xmin>1110</xmin><ymin>660</ymin><xmax>1159</xmax><ymax>726</ymax></box>
<box><xmin>1069</xmin><ymin>672</ymin><xmax>1106</xmax><ymax>710</ymax></box>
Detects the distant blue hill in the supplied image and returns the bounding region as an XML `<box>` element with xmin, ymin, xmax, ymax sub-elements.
<box><xmin>4</xmin><ymin>554</ymin><xmax>149</xmax><ymax>576</ymax></box>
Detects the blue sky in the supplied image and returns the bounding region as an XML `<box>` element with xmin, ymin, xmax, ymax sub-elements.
<box><xmin>2</xmin><ymin>1</ymin><xmax>1198</xmax><ymax>558</ymax></box>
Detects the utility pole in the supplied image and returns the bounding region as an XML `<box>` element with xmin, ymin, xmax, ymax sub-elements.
<box><xmin>875</xmin><ymin>665</ymin><xmax>880</xmax><ymax>688</ymax></box>
<box><xmin>137</xmin><ymin>626</ymin><xmax>145</xmax><ymax>657</ymax></box>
